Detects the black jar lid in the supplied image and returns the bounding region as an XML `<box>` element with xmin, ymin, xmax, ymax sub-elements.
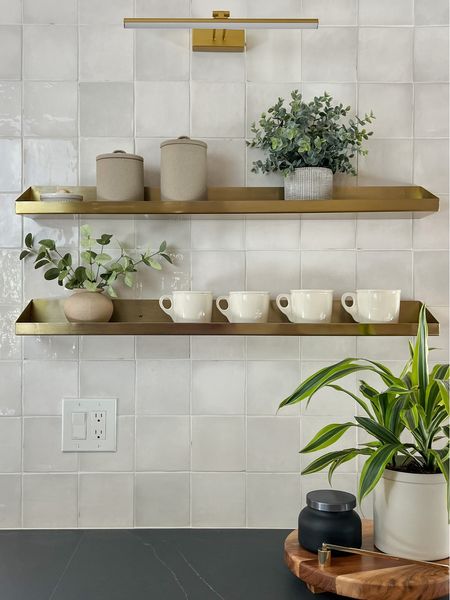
<box><xmin>306</xmin><ymin>490</ymin><xmax>356</xmax><ymax>512</ymax></box>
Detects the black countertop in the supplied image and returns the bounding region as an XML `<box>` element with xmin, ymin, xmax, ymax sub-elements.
<box><xmin>0</xmin><ymin>529</ymin><xmax>351</xmax><ymax>600</ymax></box>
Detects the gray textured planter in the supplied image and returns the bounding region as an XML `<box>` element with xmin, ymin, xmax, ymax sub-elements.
<box><xmin>284</xmin><ymin>167</ymin><xmax>333</xmax><ymax>200</ymax></box>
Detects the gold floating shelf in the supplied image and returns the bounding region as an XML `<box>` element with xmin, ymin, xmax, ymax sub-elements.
<box><xmin>14</xmin><ymin>186</ymin><xmax>439</xmax><ymax>217</ymax></box>
<box><xmin>16</xmin><ymin>300</ymin><xmax>439</xmax><ymax>337</ymax></box>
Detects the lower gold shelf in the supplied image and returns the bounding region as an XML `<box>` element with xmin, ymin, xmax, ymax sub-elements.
<box><xmin>15</xmin><ymin>299</ymin><xmax>439</xmax><ymax>336</ymax></box>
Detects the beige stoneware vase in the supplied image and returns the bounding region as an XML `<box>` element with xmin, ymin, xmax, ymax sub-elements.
<box><xmin>63</xmin><ymin>290</ymin><xmax>114</xmax><ymax>323</ymax></box>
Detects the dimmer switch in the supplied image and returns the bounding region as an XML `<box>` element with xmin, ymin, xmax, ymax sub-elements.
<box><xmin>62</xmin><ymin>398</ymin><xmax>117</xmax><ymax>452</ymax></box>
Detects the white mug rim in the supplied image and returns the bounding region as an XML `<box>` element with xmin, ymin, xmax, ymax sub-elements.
<box><xmin>228</xmin><ymin>291</ymin><xmax>270</xmax><ymax>295</ymax></box>
<box><xmin>353</xmin><ymin>289</ymin><xmax>401</xmax><ymax>293</ymax></box>
<box><xmin>288</xmin><ymin>289</ymin><xmax>333</xmax><ymax>293</ymax></box>
<box><xmin>170</xmin><ymin>291</ymin><xmax>213</xmax><ymax>295</ymax></box>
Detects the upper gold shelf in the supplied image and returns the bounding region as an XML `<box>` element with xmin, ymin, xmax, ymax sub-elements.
<box><xmin>15</xmin><ymin>186</ymin><xmax>439</xmax><ymax>217</ymax></box>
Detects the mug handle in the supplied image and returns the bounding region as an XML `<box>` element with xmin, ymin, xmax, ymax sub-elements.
<box><xmin>341</xmin><ymin>292</ymin><xmax>358</xmax><ymax>320</ymax></box>
<box><xmin>159</xmin><ymin>295</ymin><xmax>174</xmax><ymax>320</ymax></box>
<box><xmin>216</xmin><ymin>296</ymin><xmax>231</xmax><ymax>321</ymax></box>
<box><xmin>276</xmin><ymin>294</ymin><xmax>291</xmax><ymax>321</ymax></box>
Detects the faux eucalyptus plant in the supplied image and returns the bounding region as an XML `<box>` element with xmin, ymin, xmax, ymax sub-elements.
<box><xmin>20</xmin><ymin>224</ymin><xmax>172</xmax><ymax>297</ymax></box>
<box><xmin>279</xmin><ymin>305</ymin><xmax>449</xmax><ymax>504</ymax></box>
<box><xmin>248</xmin><ymin>90</ymin><xmax>375</xmax><ymax>176</ymax></box>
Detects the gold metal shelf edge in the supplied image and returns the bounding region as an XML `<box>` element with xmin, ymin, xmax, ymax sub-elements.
<box><xmin>14</xmin><ymin>186</ymin><xmax>440</xmax><ymax>217</ymax></box>
<box><xmin>15</xmin><ymin>300</ymin><xmax>439</xmax><ymax>337</ymax></box>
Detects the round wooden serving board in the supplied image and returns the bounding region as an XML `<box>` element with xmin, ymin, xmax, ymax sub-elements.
<box><xmin>284</xmin><ymin>520</ymin><xmax>449</xmax><ymax>600</ymax></box>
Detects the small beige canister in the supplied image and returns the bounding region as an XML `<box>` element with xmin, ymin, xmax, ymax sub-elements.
<box><xmin>96</xmin><ymin>150</ymin><xmax>144</xmax><ymax>202</ymax></box>
<box><xmin>160</xmin><ymin>136</ymin><xmax>207</xmax><ymax>201</ymax></box>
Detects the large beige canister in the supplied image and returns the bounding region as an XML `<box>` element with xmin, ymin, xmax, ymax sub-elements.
<box><xmin>96</xmin><ymin>150</ymin><xmax>144</xmax><ymax>202</ymax></box>
<box><xmin>160</xmin><ymin>136</ymin><xmax>207</xmax><ymax>201</ymax></box>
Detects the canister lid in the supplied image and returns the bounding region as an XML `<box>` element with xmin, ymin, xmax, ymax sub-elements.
<box><xmin>160</xmin><ymin>136</ymin><xmax>207</xmax><ymax>149</ymax></box>
<box><xmin>96</xmin><ymin>150</ymin><xmax>143</xmax><ymax>162</ymax></box>
<box><xmin>306</xmin><ymin>490</ymin><xmax>356</xmax><ymax>512</ymax></box>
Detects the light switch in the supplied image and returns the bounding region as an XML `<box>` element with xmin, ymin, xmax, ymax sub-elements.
<box><xmin>71</xmin><ymin>412</ymin><xmax>86</xmax><ymax>440</ymax></box>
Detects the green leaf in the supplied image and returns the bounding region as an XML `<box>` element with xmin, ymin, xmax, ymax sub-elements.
<box><xmin>24</xmin><ymin>233</ymin><xmax>33</xmax><ymax>248</ymax></box>
<box><xmin>106</xmin><ymin>286</ymin><xmax>117</xmax><ymax>298</ymax></box>
<box><xmin>412</xmin><ymin>304</ymin><xmax>429</xmax><ymax>407</ymax></box>
<box><xmin>44</xmin><ymin>268</ymin><xmax>60</xmax><ymax>280</ymax></box>
<box><xmin>34</xmin><ymin>259</ymin><xmax>49</xmax><ymax>269</ymax></box>
<box><xmin>124</xmin><ymin>272</ymin><xmax>134</xmax><ymax>287</ymax></box>
<box><xmin>401</xmin><ymin>405</ymin><xmax>419</xmax><ymax>431</ymax></box>
<box><xmin>95</xmin><ymin>253</ymin><xmax>112</xmax><ymax>265</ymax></box>
<box><xmin>38</xmin><ymin>239</ymin><xmax>56</xmax><ymax>251</ymax></box>
<box><xmin>437</xmin><ymin>379</ymin><xmax>449</xmax><ymax>414</ymax></box>
<box><xmin>147</xmin><ymin>258</ymin><xmax>162</xmax><ymax>271</ymax></box>
<box><xmin>161</xmin><ymin>253</ymin><xmax>173</xmax><ymax>264</ymax></box>
<box><xmin>354</xmin><ymin>416</ymin><xmax>400</xmax><ymax>445</ymax></box>
<box><xmin>83</xmin><ymin>281</ymin><xmax>98</xmax><ymax>292</ymax></box>
<box><xmin>159</xmin><ymin>240</ymin><xmax>167</xmax><ymax>252</ymax></box>
<box><xmin>96</xmin><ymin>234</ymin><xmax>113</xmax><ymax>246</ymax></box>
<box><xmin>327</xmin><ymin>384</ymin><xmax>373</xmax><ymax>417</ymax></box>
<box><xmin>19</xmin><ymin>250</ymin><xmax>30</xmax><ymax>260</ymax></box>
<box><xmin>358</xmin><ymin>444</ymin><xmax>401</xmax><ymax>502</ymax></box>
<box><xmin>301</xmin><ymin>422</ymin><xmax>355</xmax><ymax>453</ymax></box>
<box><xmin>80</xmin><ymin>224</ymin><xmax>92</xmax><ymax>238</ymax></box>
<box><xmin>301</xmin><ymin>448</ymin><xmax>360</xmax><ymax>475</ymax></box>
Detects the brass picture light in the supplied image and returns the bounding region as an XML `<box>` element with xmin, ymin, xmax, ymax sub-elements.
<box><xmin>123</xmin><ymin>10</ymin><xmax>319</xmax><ymax>52</ymax></box>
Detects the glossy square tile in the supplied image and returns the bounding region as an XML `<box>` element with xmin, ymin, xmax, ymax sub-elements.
<box><xmin>0</xmin><ymin>83</ymin><xmax>20</xmax><ymax>135</ymax></box>
<box><xmin>0</xmin><ymin>475</ymin><xmax>21</xmax><ymax>527</ymax></box>
<box><xmin>192</xmin><ymin>52</ymin><xmax>245</xmax><ymax>82</ymax></box>
<box><xmin>204</xmin><ymin>139</ymin><xmax>246</xmax><ymax>186</ymax></box>
<box><xmin>302</xmin><ymin>0</ymin><xmax>357</xmax><ymax>25</ymax></box>
<box><xmin>191</xmin><ymin>337</ymin><xmax>245</xmax><ymax>360</ymax></box>
<box><xmin>191</xmin><ymin>416</ymin><xmax>245</xmax><ymax>471</ymax></box>
<box><xmin>80</xmin><ymin>416</ymin><xmax>135</xmax><ymax>472</ymax></box>
<box><xmin>356</xmin><ymin>218</ymin><xmax>412</xmax><ymax>250</ymax></box>
<box><xmin>413</xmin><ymin>195</ymin><xmax>449</xmax><ymax>250</ymax></box>
<box><xmin>191</xmin><ymin>219</ymin><xmax>244</xmax><ymax>251</ymax></box>
<box><xmin>0</xmin><ymin>305</ymin><xmax>21</xmax><ymax>360</ymax></box>
<box><xmin>79</xmin><ymin>26</ymin><xmax>133</xmax><ymax>81</ymax></box>
<box><xmin>301</xmin><ymin>83</ymin><xmax>357</xmax><ymax>116</ymax></box>
<box><xmin>136</xmin><ymin>416</ymin><xmax>190</xmax><ymax>471</ymax></box>
<box><xmin>247</xmin><ymin>30</ymin><xmax>301</xmax><ymax>83</ymax></box>
<box><xmin>358</xmin><ymin>28</ymin><xmax>413</xmax><ymax>82</ymax></box>
<box><xmin>301</xmin><ymin>219</ymin><xmax>356</xmax><ymax>250</ymax></box>
<box><xmin>0</xmin><ymin>250</ymin><xmax>20</xmax><ymax>303</ymax></box>
<box><xmin>246</xmin><ymin>251</ymin><xmax>301</xmax><ymax>296</ymax></box>
<box><xmin>136</xmin><ymin>217</ymin><xmax>190</xmax><ymax>251</ymax></box>
<box><xmin>80</xmin><ymin>360</ymin><xmax>135</xmax><ymax>415</ymax></box>
<box><xmin>192</xmin><ymin>251</ymin><xmax>245</xmax><ymax>296</ymax></box>
<box><xmin>301</xmin><ymin>336</ymin><xmax>356</xmax><ymax>361</ymax></box>
<box><xmin>247</xmin><ymin>417</ymin><xmax>300</xmax><ymax>472</ymax></box>
<box><xmin>23</xmin><ymin>474</ymin><xmax>78</xmax><ymax>528</ymax></box>
<box><xmin>24</xmin><ymin>0</ymin><xmax>77</xmax><ymax>23</ymax></box>
<box><xmin>79</xmin><ymin>0</ymin><xmax>134</xmax><ymax>25</ymax></box>
<box><xmin>80</xmin><ymin>336</ymin><xmax>135</xmax><ymax>360</ymax></box>
<box><xmin>247</xmin><ymin>0</ymin><xmax>301</xmax><ymax>17</ymax></box>
<box><xmin>357</xmin><ymin>139</ymin><xmax>413</xmax><ymax>186</ymax></box>
<box><xmin>136</xmin><ymin>249</ymin><xmax>191</xmax><ymax>297</ymax></box>
<box><xmin>356</xmin><ymin>250</ymin><xmax>413</xmax><ymax>298</ymax></box>
<box><xmin>0</xmin><ymin>26</ymin><xmax>21</xmax><ymax>79</ymax></box>
<box><xmin>414</xmin><ymin>251</ymin><xmax>449</xmax><ymax>305</ymax></box>
<box><xmin>79</xmin><ymin>474</ymin><xmax>134</xmax><ymax>527</ymax></box>
<box><xmin>136</xmin><ymin>360</ymin><xmax>190</xmax><ymax>415</ymax></box>
<box><xmin>414</xmin><ymin>84</ymin><xmax>449</xmax><ymax>138</ymax></box>
<box><xmin>246</xmin><ymin>336</ymin><xmax>300</xmax><ymax>360</ymax></box>
<box><xmin>301</xmin><ymin>250</ymin><xmax>356</xmax><ymax>295</ymax></box>
<box><xmin>0</xmin><ymin>0</ymin><xmax>21</xmax><ymax>23</ymax></box>
<box><xmin>0</xmin><ymin>139</ymin><xmax>21</xmax><ymax>191</ymax></box>
<box><xmin>358</xmin><ymin>84</ymin><xmax>413</xmax><ymax>138</ymax></box>
<box><xmin>136</xmin><ymin>336</ymin><xmax>190</xmax><ymax>359</ymax></box>
<box><xmin>0</xmin><ymin>418</ymin><xmax>21</xmax><ymax>471</ymax></box>
<box><xmin>414</xmin><ymin>27</ymin><xmax>449</xmax><ymax>82</ymax></box>
<box><xmin>80</xmin><ymin>137</ymin><xmax>135</xmax><ymax>184</ymax></box>
<box><xmin>246</xmin><ymin>82</ymin><xmax>300</xmax><ymax>137</ymax></box>
<box><xmin>135</xmin><ymin>473</ymin><xmax>190</xmax><ymax>527</ymax></box>
<box><xmin>0</xmin><ymin>362</ymin><xmax>21</xmax><ymax>416</ymax></box>
<box><xmin>414</xmin><ymin>139</ymin><xmax>449</xmax><ymax>195</ymax></box>
<box><xmin>247</xmin><ymin>361</ymin><xmax>300</xmax><ymax>416</ymax></box>
<box><xmin>136</xmin><ymin>30</ymin><xmax>189</xmax><ymax>81</ymax></box>
<box><xmin>24</xmin><ymin>82</ymin><xmax>77</xmax><ymax>137</ymax></box>
<box><xmin>246</xmin><ymin>146</ymin><xmax>284</xmax><ymax>187</ymax></box>
<box><xmin>302</xmin><ymin>28</ymin><xmax>357</xmax><ymax>82</ymax></box>
<box><xmin>23</xmin><ymin>215</ymin><xmax>79</xmax><ymax>248</ymax></box>
<box><xmin>23</xmin><ymin>417</ymin><xmax>78</xmax><ymax>472</ymax></box>
<box><xmin>136</xmin><ymin>82</ymin><xmax>189</xmax><ymax>137</ymax></box>
<box><xmin>192</xmin><ymin>361</ymin><xmax>245</xmax><ymax>414</ymax></box>
<box><xmin>23</xmin><ymin>25</ymin><xmax>77</xmax><ymax>80</ymax></box>
<box><xmin>0</xmin><ymin>194</ymin><xmax>21</xmax><ymax>247</ymax></box>
<box><xmin>300</xmin><ymin>363</ymin><xmax>356</xmax><ymax>416</ymax></box>
<box><xmin>136</xmin><ymin>0</ymin><xmax>189</xmax><ymax>17</ymax></box>
<box><xmin>191</xmin><ymin>82</ymin><xmax>245</xmax><ymax>138</ymax></box>
<box><xmin>80</xmin><ymin>83</ymin><xmax>133</xmax><ymax>137</ymax></box>
<box><xmin>134</xmin><ymin>138</ymin><xmax>164</xmax><ymax>187</ymax></box>
<box><xmin>191</xmin><ymin>473</ymin><xmax>246</xmax><ymax>527</ymax></box>
<box><xmin>359</xmin><ymin>0</ymin><xmax>413</xmax><ymax>25</ymax></box>
<box><xmin>246</xmin><ymin>218</ymin><xmax>300</xmax><ymax>251</ymax></box>
<box><xmin>191</xmin><ymin>0</ymin><xmax>245</xmax><ymax>17</ymax></box>
<box><xmin>415</xmin><ymin>0</ymin><xmax>449</xmax><ymax>25</ymax></box>
<box><xmin>246</xmin><ymin>473</ymin><xmax>300</xmax><ymax>528</ymax></box>
<box><xmin>23</xmin><ymin>139</ymin><xmax>78</xmax><ymax>188</ymax></box>
<box><xmin>23</xmin><ymin>360</ymin><xmax>78</xmax><ymax>416</ymax></box>
<box><xmin>356</xmin><ymin>336</ymin><xmax>411</xmax><ymax>362</ymax></box>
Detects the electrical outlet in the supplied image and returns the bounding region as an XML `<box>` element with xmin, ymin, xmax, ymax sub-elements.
<box><xmin>62</xmin><ymin>398</ymin><xmax>117</xmax><ymax>452</ymax></box>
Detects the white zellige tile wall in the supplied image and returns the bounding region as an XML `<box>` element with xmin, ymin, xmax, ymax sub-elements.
<box><xmin>0</xmin><ymin>0</ymin><xmax>448</xmax><ymax>528</ymax></box>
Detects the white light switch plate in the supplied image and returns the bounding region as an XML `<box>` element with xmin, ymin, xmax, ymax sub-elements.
<box><xmin>62</xmin><ymin>398</ymin><xmax>117</xmax><ymax>452</ymax></box>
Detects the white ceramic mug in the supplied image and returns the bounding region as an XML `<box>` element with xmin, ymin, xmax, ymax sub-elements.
<box><xmin>216</xmin><ymin>292</ymin><xmax>270</xmax><ymax>323</ymax></box>
<box><xmin>159</xmin><ymin>291</ymin><xmax>213</xmax><ymax>323</ymax></box>
<box><xmin>276</xmin><ymin>290</ymin><xmax>333</xmax><ymax>323</ymax></box>
<box><xmin>341</xmin><ymin>289</ymin><xmax>401</xmax><ymax>323</ymax></box>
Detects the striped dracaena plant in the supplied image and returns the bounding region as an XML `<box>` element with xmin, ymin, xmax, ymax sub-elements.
<box><xmin>279</xmin><ymin>305</ymin><xmax>449</xmax><ymax>506</ymax></box>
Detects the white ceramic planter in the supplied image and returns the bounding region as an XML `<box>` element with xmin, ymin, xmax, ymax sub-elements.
<box><xmin>284</xmin><ymin>167</ymin><xmax>333</xmax><ymax>200</ymax></box>
<box><xmin>63</xmin><ymin>290</ymin><xmax>114</xmax><ymax>323</ymax></box>
<box><xmin>374</xmin><ymin>469</ymin><xmax>449</xmax><ymax>560</ymax></box>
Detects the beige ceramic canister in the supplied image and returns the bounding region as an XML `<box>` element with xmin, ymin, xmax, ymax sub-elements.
<box><xmin>96</xmin><ymin>150</ymin><xmax>145</xmax><ymax>201</ymax></box>
<box><xmin>160</xmin><ymin>136</ymin><xmax>207</xmax><ymax>201</ymax></box>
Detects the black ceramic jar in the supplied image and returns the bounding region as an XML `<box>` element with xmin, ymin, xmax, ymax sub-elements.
<box><xmin>298</xmin><ymin>490</ymin><xmax>362</xmax><ymax>554</ymax></box>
